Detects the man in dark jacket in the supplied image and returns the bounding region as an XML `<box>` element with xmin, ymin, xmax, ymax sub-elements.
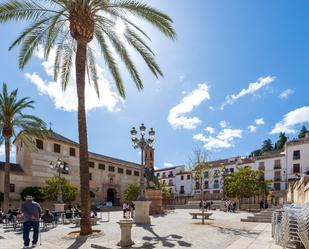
<box><xmin>20</xmin><ymin>195</ymin><xmax>42</xmax><ymax>248</ymax></box>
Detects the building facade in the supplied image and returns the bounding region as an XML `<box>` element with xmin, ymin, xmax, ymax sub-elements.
<box><xmin>0</xmin><ymin>131</ymin><xmax>141</xmax><ymax>206</ymax></box>
<box><xmin>193</xmin><ymin>136</ymin><xmax>309</xmax><ymax>203</ymax></box>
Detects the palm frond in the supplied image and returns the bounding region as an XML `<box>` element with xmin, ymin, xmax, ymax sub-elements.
<box><xmin>108</xmin><ymin>0</ymin><xmax>176</xmax><ymax>39</ymax></box>
<box><xmin>94</xmin><ymin>28</ymin><xmax>125</xmax><ymax>98</ymax></box>
<box><xmin>86</xmin><ymin>46</ymin><xmax>99</xmax><ymax>97</ymax></box>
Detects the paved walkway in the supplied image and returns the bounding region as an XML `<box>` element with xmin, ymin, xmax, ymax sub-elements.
<box><xmin>0</xmin><ymin>210</ymin><xmax>283</xmax><ymax>249</ymax></box>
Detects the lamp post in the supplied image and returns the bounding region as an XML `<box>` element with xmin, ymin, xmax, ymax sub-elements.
<box><xmin>130</xmin><ymin>123</ymin><xmax>155</xmax><ymax>201</ymax></box>
<box><xmin>49</xmin><ymin>158</ymin><xmax>69</xmax><ymax>204</ymax></box>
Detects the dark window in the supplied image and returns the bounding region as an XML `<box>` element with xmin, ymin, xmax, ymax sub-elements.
<box><xmin>10</xmin><ymin>184</ymin><xmax>15</xmax><ymax>193</ymax></box>
<box><xmin>229</xmin><ymin>168</ymin><xmax>234</xmax><ymax>173</ymax></box>
<box><xmin>156</xmin><ymin>173</ymin><xmax>160</xmax><ymax>177</ymax></box>
<box><xmin>274</xmin><ymin>183</ymin><xmax>281</xmax><ymax>191</ymax></box>
<box><xmin>36</xmin><ymin>139</ymin><xmax>43</xmax><ymax>150</ymax></box>
<box><xmin>180</xmin><ymin>186</ymin><xmax>185</xmax><ymax>194</ymax></box>
<box><xmin>214</xmin><ymin>180</ymin><xmax>219</xmax><ymax>189</ymax></box>
<box><xmin>69</xmin><ymin>147</ymin><xmax>76</xmax><ymax>157</ymax></box>
<box><xmin>108</xmin><ymin>166</ymin><xmax>115</xmax><ymax>172</ymax></box>
<box><xmin>126</xmin><ymin>169</ymin><xmax>132</xmax><ymax>175</ymax></box>
<box><xmin>195</xmin><ymin>181</ymin><xmax>200</xmax><ymax>189</ymax></box>
<box><xmin>118</xmin><ymin>167</ymin><xmax>124</xmax><ymax>174</ymax></box>
<box><xmin>181</xmin><ymin>175</ymin><xmax>184</xmax><ymax>180</ymax></box>
<box><xmin>54</xmin><ymin>143</ymin><xmax>60</xmax><ymax>153</ymax></box>
<box><xmin>88</xmin><ymin>161</ymin><xmax>95</xmax><ymax>168</ymax></box>
<box><xmin>293</xmin><ymin>164</ymin><xmax>300</xmax><ymax>174</ymax></box>
<box><xmin>204</xmin><ymin>181</ymin><xmax>209</xmax><ymax>189</ymax></box>
<box><xmin>293</xmin><ymin>150</ymin><xmax>300</xmax><ymax>160</ymax></box>
<box><xmin>187</xmin><ymin>175</ymin><xmax>191</xmax><ymax>180</ymax></box>
<box><xmin>258</xmin><ymin>162</ymin><xmax>265</xmax><ymax>171</ymax></box>
<box><xmin>204</xmin><ymin>171</ymin><xmax>209</xmax><ymax>178</ymax></box>
<box><xmin>134</xmin><ymin>171</ymin><xmax>139</xmax><ymax>176</ymax></box>
<box><xmin>98</xmin><ymin>164</ymin><xmax>105</xmax><ymax>170</ymax></box>
<box><xmin>89</xmin><ymin>173</ymin><xmax>92</xmax><ymax>180</ymax></box>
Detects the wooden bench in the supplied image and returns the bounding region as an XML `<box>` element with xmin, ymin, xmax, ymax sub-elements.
<box><xmin>189</xmin><ymin>212</ymin><xmax>213</xmax><ymax>220</ymax></box>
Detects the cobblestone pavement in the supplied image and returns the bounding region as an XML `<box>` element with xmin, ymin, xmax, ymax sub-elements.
<box><xmin>0</xmin><ymin>210</ymin><xmax>283</xmax><ymax>249</ymax></box>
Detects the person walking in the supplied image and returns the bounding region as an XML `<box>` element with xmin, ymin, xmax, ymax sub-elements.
<box><xmin>21</xmin><ymin>195</ymin><xmax>42</xmax><ymax>248</ymax></box>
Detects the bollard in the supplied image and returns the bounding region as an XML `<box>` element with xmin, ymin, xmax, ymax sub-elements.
<box><xmin>117</xmin><ymin>220</ymin><xmax>135</xmax><ymax>247</ymax></box>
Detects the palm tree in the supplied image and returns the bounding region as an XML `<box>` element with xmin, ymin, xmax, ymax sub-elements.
<box><xmin>0</xmin><ymin>0</ymin><xmax>175</xmax><ymax>235</ymax></box>
<box><xmin>0</xmin><ymin>83</ymin><xmax>48</xmax><ymax>211</ymax></box>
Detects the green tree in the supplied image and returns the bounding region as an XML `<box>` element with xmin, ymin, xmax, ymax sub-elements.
<box><xmin>20</xmin><ymin>186</ymin><xmax>46</xmax><ymax>202</ymax></box>
<box><xmin>123</xmin><ymin>183</ymin><xmax>140</xmax><ymax>202</ymax></box>
<box><xmin>223</xmin><ymin>166</ymin><xmax>270</xmax><ymax>209</ymax></box>
<box><xmin>189</xmin><ymin>147</ymin><xmax>211</xmax><ymax>224</ymax></box>
<box><xmin>0</xmin><ymin>83</ymin><xmax>48</xmax><ymax>211</ymax></box>
<box><xmin>298</xmin><ymin>125</ymin><xmax>308</xmax><ymax>139</ymax></box>
<box><xmin>261</xmin><ymin>139</ymin><xmax>273</xmax><ymax>153</ymax></box>
<box><xmin>0</xmin><ymin>0</ymin><xmax>175</xmax><ymax>235</ymax></box>
<box><xmin>250</xmin><ymin>149</ymin><xmax>262</xmax><ymax>157</ymax></box>
<box><xmin>42</xmin><ymin>176</ymin><xmax>78</xmax><ymax>203</ymax></box>
<box><xmin>275</xmin><ymin>132</ymin><xmax>287</xmax><ymax>150</ymax></box>
<box><xmin>159</xmin><ymin>182</ymin><xmax>171</xmax><ymax>200</ymax></box>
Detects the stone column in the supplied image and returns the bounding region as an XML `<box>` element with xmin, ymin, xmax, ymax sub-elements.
<box><xmin>133</xmin><ymin>201</ymin><xmax>151</xmax><ymax>224</ymax></box>
<box><xmin>117</xmin><ymin>220</ymin><xmax>134</xmax><ymax>247</ymax></box>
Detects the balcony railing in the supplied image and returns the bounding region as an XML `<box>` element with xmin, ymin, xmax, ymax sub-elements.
<box><xmin>293</xmin><ymin>155</ymin><xmax>300</xmax><ymax>160</ymax></box>
<box><xmin>168</xmin><ymin>174</ymin><xmax>174</xmax><ymax>178</ymax></box>
<box><xmin>213</xmin><ymin>184</ymin><xmax>220</xmax><ymax>189</ymax></box>
<box><xmin>274</xmin><ymin>177</ymin><xmax>281</xmax><ymax>182</ymax></box>
<box><xmin>274</xmin><ymin>165</ymin><xmax>281</xmax><ymax>170</ymax></box>
<box><xmin>168</xmin><ymin>182</ymin><xmax>174</xmax><ymax>186</ymax></box>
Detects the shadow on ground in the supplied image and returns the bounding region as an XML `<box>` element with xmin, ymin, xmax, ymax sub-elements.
<box><xmin>67</xmin><ymin>235</ymin><xmax>88</xmax><ymax>249</ymax></box>
<box><xmin>137</xmin><ymin>224</ymin><xmax>192</xmax><ymax>248</ymax></box>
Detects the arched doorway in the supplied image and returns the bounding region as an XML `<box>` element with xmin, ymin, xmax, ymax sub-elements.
<box><xmin>106</xmin><ymin>188</ymin><xmax>116</xmax><ymax>204</ymax></box>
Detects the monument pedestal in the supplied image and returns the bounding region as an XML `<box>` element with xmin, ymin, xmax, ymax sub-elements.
<box><xmin>117</xmin><ymin>220</ymin><xmax>134</xmax><ymax>247</ymax></box>
<box><xmin>133</xmin><ymin>201</ymin><xmax>151</xmax><ymax>224</ymax></box>
<box><xmin>54</xmin><ymin>203</ymin><xmax>65</xmax><ymax>212</ymax></box>
<box><xmin>145</xmin><ymin>189</ymin><xmax>164</xmax><ymax>214</ymax></box>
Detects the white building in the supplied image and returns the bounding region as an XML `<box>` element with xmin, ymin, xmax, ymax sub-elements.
<box><xmin>190</xmin><ymin>136</ymin><xmax>309</xmax><ymax>203</ymax></box>
<box><xmin>154</xmin><ymin>165</ymin><xmax>194</xmax><ymax>195</ymax></box>
<box><xmin>175</xmin><ymin>171</ymin><xmax>194</xmax><ymax>196</ymax></box>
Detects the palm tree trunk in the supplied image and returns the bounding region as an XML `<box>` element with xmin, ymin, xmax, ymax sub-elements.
<box><xmin>75</xmin><ymin>39</ymin><xmax>92</xmax><ymax>235</ymax></box>
<box><xmin>3</xmin><ymin>137</ymin><xmax>11</xmax><ymax>211</ymax></box>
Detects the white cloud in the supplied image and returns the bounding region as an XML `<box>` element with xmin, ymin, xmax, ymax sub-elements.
<box><xmin>221</xmin><ymin>76</ymin><xmax>275</xmax><ymax>109</ymax></box>
<box><xmin>163</xmin><ymin>162</ymin><xmax>174</xmax><ymax>167</ymax></box>
<box><xmin>248</xmin><ymin>125</ymin><xmax>257</xmax><ymax>133</ymax></box>
<box><xmin>219</xmin><ymin>121</ymin><xmax>228</xmax><ymax>128</ymax></box>
<box><xmin>168</xmin><ymin>84</ymin><xmax>210</xmax><ymax>129</ymax></box>
<box><xmin>193</xmin><ymin>128</ymin><xmax>243</xmax><ymax>151</ymax></box>
<box><xmin>255</xmin><ymin>118</ymin><xmax>265</xmax><ymax>125</ymax></box>
<box><xmin>280</xmin><ymin>89</ymin><xmax>295</xmax><ymax>100</ymax></box>
<box><xmin>209</xmin><ymin>106</ymin><xmax>214</xmax><ymax>111</ymax></box>
<box><xmin>271</xmin><ymin>106</ymin><xmax>309</xmax><ymax>134</ymax></box>
<box><xmin>248</xmin><ymin>118</ymin><xmax>264</xmax><ymax>133</ymax></box>
<box><xmin>204</xmin><ymin>126</ymin><xmax>215</xmax><ymax>134</ymax></box>
<box><xmin>26</xmin><ymin>46</ymin><xmax>122</xmax><ymax>112</ymax></box>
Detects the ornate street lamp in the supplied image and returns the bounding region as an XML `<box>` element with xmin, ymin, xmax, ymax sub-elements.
<box><xmin>130</xmin><ymin>123</ymin><xmax>155</xmax><ymax>201</ymax></box>
<box><xmin>49</xmin><ymin>158</ymin><xmax>69</xmax><ymax>204</ymax></box>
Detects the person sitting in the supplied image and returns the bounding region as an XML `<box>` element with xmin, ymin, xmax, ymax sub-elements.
<box><xmin>41</xmin><ymin>209</ymin><xmax>54</xmax><ymax>230</ymax></box>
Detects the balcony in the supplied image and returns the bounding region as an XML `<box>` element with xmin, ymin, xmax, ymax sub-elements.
<box><xmin>293</xmin><ymin>155</ymin><xmax>300</xmax><ymax>160</ymax></box>
<box><xmin>168</xmin><ymin>182</ymin><xmax>174</xmax><ymax>186</ymax></box>
<box><xmin>168</xmin><ymin>174</ymin><xmax>174</xmax><ymax>178</ymax></box>
<box><xmin>204</xmin><ymin>185</ymin><xmax>209</xmax><ymax>189</ymax></box>
<box><xmin>274</xmin><ymin>165</ymin><xmax>281</xmax><ymax>170</ymax></box>
<box><xmin>274</xmin><ymin>176</ymin><xmax>281</xmax><ymax>182</ymax></box>
<box><xmin>213</xmin><ymin>184</ymin><xmax>220</xmax><ymax>189</ymax></box>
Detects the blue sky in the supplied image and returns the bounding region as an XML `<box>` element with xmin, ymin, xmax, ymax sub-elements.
<box><xmin>0</xmin><ymin>0</ymin><xmax>309</xmax><ymax>168</ymax></box>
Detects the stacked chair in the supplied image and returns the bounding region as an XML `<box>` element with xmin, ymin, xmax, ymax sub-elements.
<box><xmin>273</xmin><ymin>203</ymin><xmax>309</xmax><ymax>249</ymax></box>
